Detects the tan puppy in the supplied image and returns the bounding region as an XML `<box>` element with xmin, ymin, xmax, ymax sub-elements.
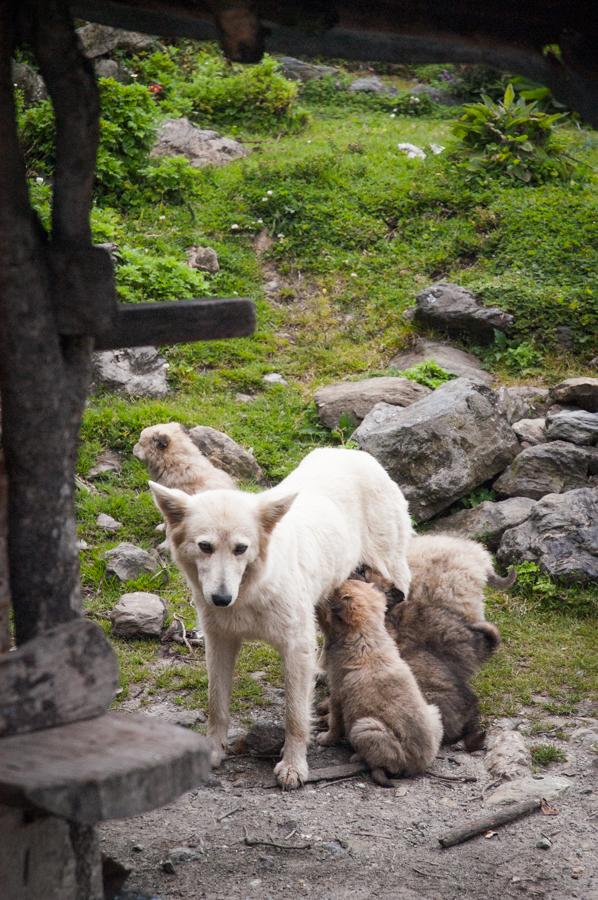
<box><xmin>316</xmin><ymin>580</ymin><xmax>442</xmax><ymax>786</ymax></box>
<box><xmin>134</xmin><ymin>422</ymin><xmax>235</xmax><ymax>493</ymax></box>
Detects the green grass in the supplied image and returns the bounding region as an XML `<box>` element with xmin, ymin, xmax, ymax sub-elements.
<box><xmin>530</xmin><ymin>744</ymin><xmax>567</xmax><ymax>767</ymax></box>
<box><xmin>33</xmin><ymin>43</ymin><xmax>595</xmax><ymax>720</ymax></box>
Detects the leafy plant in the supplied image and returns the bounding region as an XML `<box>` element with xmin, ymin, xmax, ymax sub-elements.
<box><xmin>530</xmin><ymin>743</ymin><xmax>567</xmax><ymax>767</ymax></box>
<box><xmin>452</xmin><ymin>83</ymin><xmax>572</xmax><ymax>183</ymax></box>
<box><xmin>116</xmin><ymin>248</ymin><xmax>210</xmax><ymax>303</ymax></box>
<box><xmin>140</xmin><ymin>156</ymin><xmax>204</xmax><ymax>205</ymax></box>
<box><xmin>513</xmin><ymin>562</ymin><xmax>597</xmax><ymax>618</ymax></box>
<box><xmin>459</xmin><ymin>486</ymin><xmax>497</xmax><ymax>509</ymax></box>
<box><xmin>488</xmin><ymin>333</ymin><xmax>544</xmax><ymax>375</ymax></box>
<box><xmin>398</xmin><ymin>360</ymin><xmax>455</xmax><ymax>389</ymax></box>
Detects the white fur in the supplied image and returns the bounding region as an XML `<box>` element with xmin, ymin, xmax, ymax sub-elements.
<box><xmin>150</xmin><ymin>447</ymin><xmax>412</xmax><ymax>790</ymax></box>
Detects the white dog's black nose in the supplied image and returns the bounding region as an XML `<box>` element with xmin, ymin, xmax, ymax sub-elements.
<box><xmin>212</xmin><ymin>593</ymin><xmax>233</xmax><ymax>607</ymax></box>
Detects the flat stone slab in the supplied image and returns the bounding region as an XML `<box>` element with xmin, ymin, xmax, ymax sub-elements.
<box><xmin>549</xmin><ymin>377</ymin><xmax>598</xmax><ymax>412</ymax></box>
<box><xmin>0</xmin><ymin>712</ymin><xmax>210</xmax><ymax>824</ymax></box>
<box><xmin>486</xmin><ymin>775</ymin><xmax>571</xmax><ymax>806</ymax></box>
<box><xmin>493</xmin><ymin>441</ymin><xmax>597</xmax><ymax>499</ymax></box>
<box><xmin>412</xmin><ymin>282</ymin><xmax>513</xmax><ymax>342</ymax></box>
<box><xmin>314</xmin><ymin>377</ymin><xmax>430</xmax><ymax>429</ymax></box>
<box><xmin>427</xmin><ymin>497</ymin><xmax>536</xmax><ymax>550</ymax></box>
<box><xmin>390</xmin><ymin>338</ymin><xmax>492</xmax><ymax>384</ymax></box>
<box><xmin>545</xmin><ymin>408</ymin><xmax>598</xmax><ymax>445</ymax></box>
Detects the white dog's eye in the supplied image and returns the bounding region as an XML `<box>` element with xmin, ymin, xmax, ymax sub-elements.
<box><xmin>233</xmin><ymin>543</ymin><xmax>248</xmax><ymax>556</ymax></box>
<box><xmin>198</xmin><ymin>541</ymin><xmax>214</xmax><ymax>554</ymax></box>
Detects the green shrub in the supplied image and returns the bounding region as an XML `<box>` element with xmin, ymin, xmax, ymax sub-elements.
<box><xmin>116</xmin><ymin>248</ymin><xmax>210</xmax><ymax>303</ymax></box>
<box><xmin>398</xmin><ymin>360</ymin><xmax>455</xmax><ymax>388</ymax></box>
<box><xmin>488</xmin><ymin>333</ymin><xmax>544</xmax><ymax>375</ymax></box>
<box><xmin>452</xmin><ymin>83</ymin><xmax>572</xmax><ymax>184</ymax></box>
<box><xmin>513</xmin><ymin>562</ymin><xmax>598</xmax><ymax>618</ymax></box>
<box><xmin>300</xmin><ymin>76</ymin><xmax>434</xmax><ymax>116</ymax></box>
<box><xmin>530</xmin><ymin>744</ymin><xmax>567</xmax><ymax>767</ymax></box>
<box><xmin>140</xmin><ymin>156</ymin><xmax>204</xmax><ymax>204</ymax></box>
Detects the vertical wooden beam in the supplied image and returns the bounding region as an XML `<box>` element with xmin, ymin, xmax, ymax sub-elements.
<box><xmin>0</xmin><ymin>454</ymin><xmax>9</xmax><ymax>655</ymax></box>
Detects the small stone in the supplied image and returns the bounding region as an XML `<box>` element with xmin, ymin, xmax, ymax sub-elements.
<box><xmin>110</xmin><ymin>591</ymin><xmax>165</xmax><ymax>637</ymax></box>
<box><xmin>397</xmin><ymin>143</ymin><xmax>426</xmax><ymax>160</ymax></box>
<box><xmin>413</xmin><ymin>282</ymin><xmax>513</xmax><ymax>343</ymax></box>
<box><xmin>349</xmin><ymin>76</ymin><xmax>394</xmax><ymax>94</ymax></box>
<box><xmin>11</xmin><ymin>61</ymin><xmax>47</xmax><ymax>104</ymax></box>
<box><xmin>485</xmin><ymin>727</ymin><xmax>532</xmax><ymax>781</ymax></box>
<box><xmin>545</xmin><ymin>409</ymin><xmax>598</xmax><ymax>446</ymax></box>
<box><xmin>160</xmin><ymin>858</ymin><xmax>176</xmax><ymax>874</ymax></box>
<box><xmin>88</xmin><ymin>450</ymin><xmax>122</xmax><ymax>479</ymax></box>
<box><xmin>96</xmin><ymin>513</ymin><xmax>122</xmax><ymax>532</ymax></box>
<box><xmin>536</xmin><ymin>837</ymin><xmax>551</xmax><ymax>850</ymax></box>
<box><xmin>105</xmin><ymin>543</ymin><xmax>160</xmax><ymax>581</ymax></box>
<box><xmin>76</xmin><ymin>539</ymin><xmax>89</xmax><ymax>551</ymax></box>
<box><xmin>427</xmin><ymin>497</ymin><xmax>536</xmax><ymax>550</ymax></box>
<box><xmin>235</xmin><ymin>393</ymin><xmax>254</xmax><ymax>404</ymax></box>
<box><xmin>92</xmin><ymin>346</ymin><xmax>169</xmax><ymax>398</ymax></box>
<box><xmin>186</xmin><ymin>246</ymin><xmax>219</xmax><ymax>273</ymax></box>
<box><xmin>513</xmin><ymin>418</ymin><xmax>546</xmax><ymax>446</ymax></box>
<box><xmin>169</xmin><ymin>846</ymin><xmax>202</xmax><ymax>863</ymax></box>
<box><xmin>94</xmin><ymin>58</ymin><xmax>132</xmax><ymax>83</ymax></box>
<box><xmin>76</xmin><ymin>22</ymin><xmax>156</xmax><ymax>57</ymax></box>
<box><xmin>549</xmin><ymin>377</ymin><xmax>598</xmax><ymax>412</ymax></box>
<box><xmin>132</xmin><ymin>844</ymin><xmax>144</xmax><ymax>852</ymax></box>
<box><xmin>497</xmin><ymin>386</ymin><xmax>551</xmax><ymax>424</ymax></box>
<box><xmin>314</xmin><ymin>377</ymin><xmax>431</xmax><ymax>429</ymax></box>
<box><xmin>263</xmin><ymin>373</ymin><xmax>287</xmax><ymax>386</ymax></box>
<box><xmin>486</xmin><ymin>775</ymin><xmax>571</xmax><ymax>805</ymax></box>
<box><xmin>277</xmin><ymin>57</ymin><xmax>339</xmax><ymax>82</ymax></box>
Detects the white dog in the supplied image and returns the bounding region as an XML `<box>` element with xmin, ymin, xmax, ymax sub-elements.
<box><xmin>150</xmin><ymin>447</ymin><xmax>412</xmax><ymax>790</ymax></box>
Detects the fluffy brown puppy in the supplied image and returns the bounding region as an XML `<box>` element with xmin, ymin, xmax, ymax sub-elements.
<box><xmin>133</xmin><ymin>422</ymin><xmax>235</xmax><ymax>493</ymax></box>
<box><xmin>316</xmin><ymin>580</ymin><xmax>442</xmax><ymax>786</ymax></box>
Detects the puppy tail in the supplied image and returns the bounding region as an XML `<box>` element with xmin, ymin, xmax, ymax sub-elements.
<box><xmin>488</xmin><ymin>566</ymin><xmax>517</xmax><ymax>591</ymax></box>
<box><xmin>349</xmin><ymin>716</ymin><xmax>407</xmax><ymax>778</ymax></box>
<box><xmin>370</xmin><ymin>767</ymin><xmax>396</xmax><ymax>788</ymax></box>
<box><xmin>471</xmin><ymin>620</ymin><xmax>501</xmax><ymax>655</ymax></box>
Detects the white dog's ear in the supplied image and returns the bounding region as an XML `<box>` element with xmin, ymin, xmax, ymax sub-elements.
<box><xmin>259</xmin><ymin>493</ymin><xmax>297</xmax><ymax>535</ymax></box>
<box><xmin>148</xmin><ymin>481</ymin><xmax>189</xmax><ymax>527</ymax></box>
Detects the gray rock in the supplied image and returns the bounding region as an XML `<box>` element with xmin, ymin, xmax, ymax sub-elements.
<box><xmin>277</xmin><ymin>56</ymin><xmax>339</xmax><ymax>82</ymax></box>
<box><xmin>93</xmin><ymin>58</ymin><xmax>132</xmax><ymax>83</ymax></box>
<box><xmin>314</xmin><ymin>377</ymin><xmax>431</xmax><ymax>429</ymax></box>
<box><xmin>77</xmin><ymin>539</ymin><xmax>89</xmax><ymax>551</ymax></box>
<box><xmin>92</xmin><ymin>346</ymin><xmax>169</xmax><ymax>398</ymax></box>
<box><xmin>536</xmin><ymin>837</ymin><xmax>552</xmax><ymax>850</ymax></box>
<box><xmin>151</xmin><ymin>118</ymin><xmax>248</xmax><ymax>169</ymax></box>
<box><xmin>95</xmin><ymin>241</ymin><xmax>119</xmax><ymax>263</ymax></box>
<box><xmin>410</xmin><ymin>83</ymin><xmax>460</xmax><ymax>105</ymax></box>
<box><xmin>143</xmin><ymin>702</ymin><xmax>206</xmax><ymax>729</ymax></box>
<box><xmin>348</xmin><ymin>76</ymin><xmax>394</xmax><ymax>94</ymax></box>
<box><xmin>186</xmin><ymin>246</ymin><xmax>219</xmax><ymax>273</ymax></box>
<box><xmin>263</xmin><ymin>373</ymin><xmax>287</xmax><ymax>386</ymax></box>
<box><xmin>485</xmin><ymin>727</ymin><xmax>532</xmax><ymax>781</ymax></box>
<box><xmin>496</xmin><ymin>386</ymin><xmax>551</xmax><ymax>424</ymax></box>
<box><xmin>412</xmin><ymin>282</ymin><xmax>514</xmax><ymax>342</ymax></box>
<box><xmin>497</xmin><ymin>488</ymin><xmax>598</xmax><ymax>583</ymax></box>
<box><xmin>76</xmin><ymin>23</ymin><xmax>156</xmax><ymax>58</ymax></box>
<box><xmin>169</xmin><ymin>846</ymin><xmax>203</xmax><ymax>863</ymax></box>
<box><xmin>110</xmin><ymin>591</ymin><xmax>165</xmax><ymax>637</ymax></box>
<box><xmin>486</xmin><ymin>775</ymin><xmax>570</xmax><ymax>806</ymax></box>
<box><xmin>512</xmin><ymin>418</ymin><xmax>546</xmax><ymax>446</ymax></box>
<box><xmin>493</xmin><ymin>441</ymin><xmax>596</xmax><ymax>499</ymax></box>
<box><xmin>545</xmin><ymin>408</ymin><xmax>598</xmax><ymax>446</ymax></box>
<box><xmin>96</xmin><ymin>513</ymin><xmax>122</xmax><ymax>532</ymax></box>
<box><xmin>87</xmin><ymin>449</ymin><xmax>122</xmax><ymax>479</ymax></box>
<box><xmin>549</xmin><ymin>377</ymin><xmax>598</xmax><ymax>412</ymax></box>
<box><xmin>12</xmin><ymin>61</ymin><xmax>47</xmax><ymax>104</ymax></box>
<box><xmin>427</xmin><ymin>497</ymin><xmax>536</xmax><ymax>550</ymax></box>
<box><xmin>390</xmin><ymin>338</ymin><xmax>492</xmax><ymax>384</ymax></box>
<box><xmin>353</xmin><ymin>378</ymin><xmax>519</xmax><ymax>521</ymax></box>
<box><xmin>188</xmin><ymin>425</ymin><xmax>263</xmax><ymax>483</ymax></box>
<box><xmin>105</xmin><ymin>543</ymin><xmax>160</xmax><ymax>582</ymax></box>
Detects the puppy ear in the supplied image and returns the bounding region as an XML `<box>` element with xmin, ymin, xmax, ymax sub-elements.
<box><xmin>259</xmin><ymin>493</ymin><xmax>297</xmax><ymax>535</ymax></box>
<box><xmin>153</xmin><ymin>433</ymin><xmax>170</xmax><ymax>450</ymax></box>
<box><xmin>148</xmin><ymin>481</ymin><xmax>188</xmax><ymax>527</ymax></box>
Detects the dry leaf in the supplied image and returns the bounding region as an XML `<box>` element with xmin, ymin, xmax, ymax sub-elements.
<box><xmin>541</xmin><ymin>799</ymin><xmax>559</xmax><ymax>816</ymax></box>
<box><xmin>484</xmin><ymin>830</ymin><xmax>498</xmax><ymax>839</ymax></box>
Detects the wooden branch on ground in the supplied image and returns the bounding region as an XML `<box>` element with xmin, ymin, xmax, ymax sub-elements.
<box><xmin>0</xmin><ymin>712</ymin><xmax>210</xmax><ymax>823</ymax></box>
<box><xmin>0</xmin><ymin>619</ymin><xmax>119</xmax><ymax>737</ymax></box>
<box><xmin>438</xmin><ymin>799</ymin><xmax>543</xmax><ymax>848</ymax></box>
<box><xmin>94</xmin><ymin>297</ymin><xmax>256</xmax><ymax>349</ymax></box>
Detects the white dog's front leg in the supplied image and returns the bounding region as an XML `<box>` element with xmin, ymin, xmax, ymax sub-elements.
<box><xmin>205</xmin><ymin>632</ymin><xmax>240</xmax><ymax>768</ymax></box>
<box><xmin>275</xmin><ymin>642</ymin><xmax>315</xmax><ymax>791</ymax></box>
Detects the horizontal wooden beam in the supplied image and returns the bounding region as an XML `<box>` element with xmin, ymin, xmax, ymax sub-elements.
<box><xmin>94</xmin><ymin>297</ymin><xmax>256</xmax><ymax>350</ymax></box>
<box><xmin>0</xmin><ymin>712</ymin><xmax>210</xmax><ymax>823</ymax></box>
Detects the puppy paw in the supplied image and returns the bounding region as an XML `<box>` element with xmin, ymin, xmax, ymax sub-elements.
<box><xmin>316</xmin><ymin>730</ymin><xmax>338</xmax><ymax>747</ymax></box>
<box><xmin>274</xmin><ymin>758</ymin><xmax>308</xmax><ymax>791</ymax></box>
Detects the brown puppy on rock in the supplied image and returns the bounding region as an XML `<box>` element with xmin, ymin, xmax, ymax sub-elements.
<box><xmin>134</xmin><ymin>422</ymin><xmax>235</xmax><ymax>493</ymax></box>
<box><xmin>316</xmin><ymin>579</ymin><xmax>443</xmax><ymax>786</ymax></box>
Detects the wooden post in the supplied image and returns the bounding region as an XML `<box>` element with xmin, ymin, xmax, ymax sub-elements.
<box><xmin>0</xmin><ymin>454</ymin><xmax>9</xmax><ymax>655</ymax></box>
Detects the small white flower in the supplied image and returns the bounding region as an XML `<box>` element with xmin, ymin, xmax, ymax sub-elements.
<box><xmin>306</xmin><ymin>139</ymin><xmax>312</xmax><ymax>144</ymax></box>
<box><xmin>429</xmin><ymin>143</ymin><xmax>445</xmax><ymax>155</ymax></box>
<box><xmin>256</xmin><ymin>218</ymin><xmax>263</xmax><ymax>224</ymax></box>
<box><xmin>261</xmin><ymin>196</ymin><xmax>269</xmax><ymax>202</ymax></box>
<box><xmin>266</xmin><ymin>190</ymin><xmax>273</xmax><ymax>196</ymax></box>
<box><xmin>159</xmin><ymin>214</ymin><xmax>166</xmax><ymax>220</ymax></box>
<box><xmin>131</xmin><ymin>73</ymin><xmax>138</xmax><ymax>79</ymax></box>
<box><xmin>390</xmin><ymin>113</ymin><xmax>396</xmax><ymax>118</ymax></box>
<box><xmin>35</xmin><ymin>176</ymin><xmax>44</xmax><ymax>185</ymax></box>
<box><xmin>231</xmin><ymin>223</ymin><xmax>240</xmax><ymax>230</ymax></box>
<box><xmin>277</xmin><ymin>233</ymin><xmax>284</xmax><ymax>239</ymax></box>
<box><xmin>350</xmin><ymin>272</ymin><xmax>358</xmax><ymax>278</ymax></box>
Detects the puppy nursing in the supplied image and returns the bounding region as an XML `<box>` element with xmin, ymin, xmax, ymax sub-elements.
<box><xmin>317</xmin><ymin>580</ymin><xmax>442</xmax><ymax>786</ymax></box>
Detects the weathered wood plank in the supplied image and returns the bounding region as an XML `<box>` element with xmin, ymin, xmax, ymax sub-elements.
<box><xmin>50</xmin><ymin>243</ymin><xmax>117</xmax><ymax>335</ymax></box>
<box><xmin>94</xmin><ymin>297</ymin><xmax>256</xmax><ymax>350</ymax></box>
<box><xmin>0</xmin><ymin>453</ymin><xmax>9</xmax><ymax>655</ymax></box>
<box><xmin>0</xmin><ymin>712</ymin><xmax>211</xmax><ymax>824</ymax></box>
<box><xmin>0</xmin><ymin>619</ymin><xmax>119</xmax><ymax>737</ymax></box>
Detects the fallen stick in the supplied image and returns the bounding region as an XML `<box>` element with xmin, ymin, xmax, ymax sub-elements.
<box><xmin>426</xmin><ymin>771</ymin><xmax>478</xmax><ymax>784</ymax></box>
<box><xmin>438</xmin><ymin>798</ymin><xmax>542</xmax><ymax>848</ymax></box>
<box><xmin>243</xmin><ymin>827</ymin><xmax>311</xmax><ymax>851</ymax></box>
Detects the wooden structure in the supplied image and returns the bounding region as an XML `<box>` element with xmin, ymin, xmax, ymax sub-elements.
<box><xmin>0</xmin><ymin>1</ymin><xmax>596</xmax><ymax>897</ymax></box>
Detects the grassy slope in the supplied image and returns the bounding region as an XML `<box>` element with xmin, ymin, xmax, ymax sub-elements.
<box><xmin>63</xmin><ymin>51</ymin><xmax>598</xmax><ymax>726</ymax></box>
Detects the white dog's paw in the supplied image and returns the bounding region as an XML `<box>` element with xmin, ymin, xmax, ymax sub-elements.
<box><xmin>316</xmin><ymin>730</ymin><xmax>338</xmax><ymax>747</ymax></box>
<box><xmin>209</xmin><ymin>739</ymin><xmax>226</xmax><ymax>769</ymax></box>
<box><xmin>274</xmin><ymin>758</ymin><xmax>308</xmax><ymax>791</ymax></box>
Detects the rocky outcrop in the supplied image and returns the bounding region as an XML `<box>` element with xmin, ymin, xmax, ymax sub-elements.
<box><xmin>411</xmin><ymin>283</ymin><xmax>514</xmax><ymax>342</ymax></box>
<box><xmin>188</xmin><ymin>426</ymin><xmax>263</xmax><ymax>483</ymax></box>
<box><xmin>493</xmin><ymin>441</ymin><xmax>597</xmax><ymax>499</ymax></box>
<box><xmin>314</xmin><ymin>377</ymin><xmax>430</xmax><ymax>429</ymax></box>
<box><xmin>76</xmin><ymin>23</ymin><xmax>156</xmax><ymax>58</ymax></box>
<box><xmin>353</xmin><ymin>378</ymin><xmax>519</xmax><ymax>521</ymax></box>
<box><xmin>545</xmin><ymin>409</ymin><xmax>598</xmax><ymax>446</ymax></box>
<box><xmin>110</xmin><ymin>592</ymin><xmax>165</xmax><ymax>637</ymax></box>
<box><xmin>496</xmin><ymin>386</ymin><xmax>551</xmax><ymax>424</ymax></box>
<box><xmin>151</xmin><ymin>118</ymin><xmax>248</xmax><ymax>169</ymax></box>
<box><xmin>497</xmin><ymin>488</ymin><xmax>598</xmax><ymax>583</ymax></box>
<box><xmin>427</xmin><ymin>497</ymin><xmax>536</xmax><ymax>550</ymax></box>
<box><xmin>390</xmin><ymin>338</ymin><xmax>491</xmax><ymax>384</ymax></box>
<box><xmin>277</xmin><ymin>57</ymin><xmax>339</xmax><ymax>82</ymax></box>
<box><xmin>549</xmin><ymin>377</ymin><xmax>598</xmax><ymax>412</ymax></box>
<box><xmin>92</xmin><ymin>347</ymin><xmax>169</xmax><ymax>398</ymax></box>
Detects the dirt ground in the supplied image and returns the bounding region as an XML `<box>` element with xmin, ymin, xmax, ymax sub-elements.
<box><xmin>101</xmin><ymin>687</ymin><xmax>598</xmax><ymax>900</ymax></box>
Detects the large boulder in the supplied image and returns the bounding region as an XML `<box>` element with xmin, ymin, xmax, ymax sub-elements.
<box><xmin>497</xmin><ymin>488</ymin><xmax>598</xmax><ymax>583</ymax></box>
<box><xmin>390</xmin><ymin>338</ymin><xmax>491</xmax><ymax>384</ymax></box>
<box><xmin>545</xmin><ymin>409</ymin><xmax>598</xmax><ymax>446</ymax></box>
<box><xmin>277</xmin><ymin>57</ymin><xmax>339</xmax><ymax>82</ymax></box>
<box><xmin>427</xmin><ymin>497</ymin><xmax>536</xmax><ymax>550</ymax></box>
<box><xmin>314</xmin><ymin>377</ymin><xmax>430</xmax><ymax>429</ymax></box>
<box><xmin>412</xmin><ymin>283</ymin><xmax>513</xmax><ymax>342</ymax></box>
<box><xmin>105</xmin><ymin>543</ymin><xmax>160</xmax><ymax>582</ymax></box>
<box><xmin>76</xmin><ymin>23</ymin><xmax>156</xmax><ymax>58</ymax></box>
<box><xmin>188</xmin><ymin>426</ymin><xmax>263</xmax><ymax>483</ymax></box>
<box><xmin>496</xmin><ymin>385</ymin><xmax>551</xmax><ymax>424</ymax></box>
<box><xmin>110</xmin><ymin>592</ymin><xmax>165</xmax><ymax>638</ymax></box>
<box><xmin>353</xmin><ymin>378</ymin><xmax>519</xmax><ymax>521</ymax></box>
<box><xmin>92</xmin><ymin>346</ymin><xmax>169</xmax><ymax>398</ymax></box>
<box><xmin>493</xmin><ymin>441</ymin><xmax>597</xmax><ymax>500</ymax></box>
<box><xmin>151</xmin><ymin>118</ymin><xmax>247</xmax><ymax>169</ymax></box>
<box><xmin>549</xmin><ymin>377</ymin><xmax>598</xmax><ymax>412</ymax></box>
